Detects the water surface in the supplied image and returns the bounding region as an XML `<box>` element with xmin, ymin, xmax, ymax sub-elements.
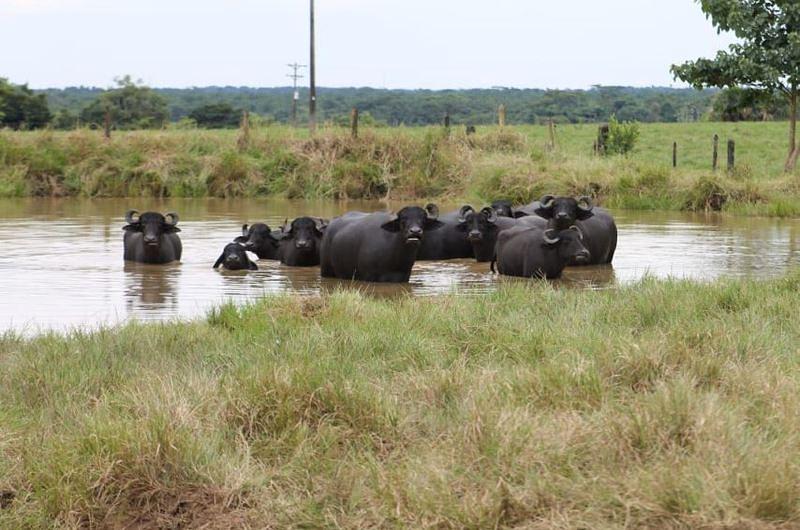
<box><xmin>1</xmin><ymin>198</ymin><xmax>798</xmax><ymax>332</ymax></box>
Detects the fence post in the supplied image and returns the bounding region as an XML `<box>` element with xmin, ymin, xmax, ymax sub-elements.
<box><xmin>713</xmin><ymin>134</ymin><xmax>719</xmax><ymax>171</ymax></box>
<box><xmin>103</xmin><ymin>108</ymin><xmax>111</xmax><ymax>139</ymax></box>
<box><xmin>547</xmin><ymin>119</ymin><xmax>556</xmax><ymax>151</ymax></box>
<box><xmin>444</xmin><ymin>113</ymin><xmax>451</xmax><ymax>136</ymax></box>
<box><xmin>727</xmin><ymin>139</ymin><xmax>735</xmax><ymax>173</ymax></box>
<box><xmin>498</xmin><ymin>104</ymin><xmax>506</xmax><ymax>127</ymax></box>
<box><xmin>350</xmin><ymin>107</ymin><xmax>358</xmax><ymax>139</ymax></box>
<box><xmin>673</xmin><ymin>142</ymin><xmax>677</xmax><ymax>168</ymax></box>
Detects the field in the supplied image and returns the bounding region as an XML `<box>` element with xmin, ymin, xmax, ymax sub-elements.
<box><xmin>1</xmin><ymin>121</ymin><xmax>800</xmax><ymax>216</ymax></box>
<box><xmin>2</xmin><ymin>274</ymin><xmax>800</xmax><ymax>527</ymax></box>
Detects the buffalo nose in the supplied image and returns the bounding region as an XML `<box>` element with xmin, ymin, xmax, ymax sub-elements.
<box><xmin>556</xmin><ymin>212</ymin><xmax>569</xmax><ymax>219</ymax></box>
<box><xmin>409</xmin><ymin>227</ymin><xmax>422</xmax><ymax>235</ymax></box>
<box><xmin>469</xmin><ymin>230</ymin><xmax>482</xmax><ymax>240</ymax></box>
<box><xmin>574</xmin><ymin>251</ymin><xmax>590</xmax><ymax>263</ymax></box>
<box><xmin>296</xmin><ymin>240</ymin><xmax>310</xmax><ymax>248</ymax></box>
<box><xmin>228</xmin><ymin>254</ymin><xmax>241</xmax><ymax>262</ymax></box>
<box><xmin>144</xmin><ymin>236</ymin><xmax>158</xmax><ymax>245</ymax></box>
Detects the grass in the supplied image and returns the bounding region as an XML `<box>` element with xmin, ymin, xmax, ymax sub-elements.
<box><xmin>2</xmin><ymin>122</ymin><xmax>800</xmax><ymax>216</ymax></box>
<box><xmin>2</xmin><ymin>273</ymin><xmax>800</xmax><ymax>527</ymax></box>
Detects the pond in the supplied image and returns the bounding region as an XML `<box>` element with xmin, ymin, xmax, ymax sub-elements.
<box><xmin>1</xmin><ymin>198</ymin><xmax>798</xmax><ymax>333</ymax></box>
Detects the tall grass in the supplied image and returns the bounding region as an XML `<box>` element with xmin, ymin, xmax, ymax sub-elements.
<box><xmin>2</xmin><ymin>122</ymin><xmax>800</xmax><ymax>215</ymax></box>
<box><xmin>3</xmin><ymin>273</ymin><xmax>800</xmax><ymax>527</ymax></box>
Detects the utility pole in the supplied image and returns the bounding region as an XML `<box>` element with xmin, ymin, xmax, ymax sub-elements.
<box><xmin>309</xmin><ymin>0</ymin><xmax>317</xmax><ymax>133</ymax></box>
<box><xmin>287</xmin><ymin>63</ymin><xmax>306</xmax><ymax>127</ymax></box>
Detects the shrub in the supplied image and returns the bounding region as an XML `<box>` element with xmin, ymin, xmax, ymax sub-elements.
<box><xmin>606</xmin><ymin>114</ymin><xmax>640</xmax><ymax>156</ymax></box>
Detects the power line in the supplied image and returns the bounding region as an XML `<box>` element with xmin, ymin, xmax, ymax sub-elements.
<box><xmin>287</xmin><ymin>63</ymin><xmax>306</xmax><ymax>127</ymax></box>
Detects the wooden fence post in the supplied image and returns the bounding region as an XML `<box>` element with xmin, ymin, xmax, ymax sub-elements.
<box><xmin>444</xmin><ymin>113</ymin><xmax>451</xmax><ymax>136</ymax></box>
<box><xmin>350</xmin><ymin>108</ymin><xmax>358</xmax><ymax>139</ymax></box>
<box><xmin>498</xmin><ymin>104</ymin><xmax>506</xmax><ymax>127</ymax></box>
<box><xmin>673</xmin><ymin>142</ymin><xmax>677</xmax><ymax>168</ymax></box>
<box><xmin>713</xmin><ymin>134</ymin><xmax>719</xmax><ymax>171</ymax></box>
<box><xmin>547</xmin><ymin>119</ymin><xmax>556</xmax><ymax>151</ymax></box>
<box><xmin>727</xmin><ymin>139</ymin><xmax>735</xmax><ymax>173</ymax></box>
<box><xmin>103</xmin><ymin>108</ymin><xmax>111</xmax><ymax>139</ymax></box>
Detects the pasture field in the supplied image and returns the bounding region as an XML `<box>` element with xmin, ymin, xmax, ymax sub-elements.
<box><xmin>2</xmin><ymin>274</ymin><xmax>800</xmax><ymax>527</ymax></box>
<box><xmin>1</xmin><ymin>121</ymin><xmax>799</xmax><ymax>216</ymax></box>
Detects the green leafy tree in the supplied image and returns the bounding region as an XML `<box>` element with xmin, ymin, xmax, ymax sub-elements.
<box><xmin>0</xmin><ymin>78</ymin><xmax>51</xmax><ymax>129</ymax></box>
<box><xmin>671</xmin><ymin>1</ymin><xmax>800</xmax><ymax>171</ymax></box>
<box><xmin>605</xmin><ymin>115</ymin><xmax>640</xmax><ymax>156</ymax></box>
<box><xmin>81</xmin><ymin>76</ymin><xmax>168</xmax><ymax>129</ymax></box>
<box><xmin>188</xmin><ymin>103</ymin><xmax>241</xmax><ymax>128</ymax></box>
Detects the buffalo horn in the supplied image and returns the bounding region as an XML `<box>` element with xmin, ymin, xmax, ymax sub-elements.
<box><xmin>242</xmin><ymin>224</ymin><xmax>249</xmax><ymax>236</ymax></box>
<box><xmin>125</xmin><ymin>209</ymin><xmax>140</xmax><ymax>224</ymax></box>
<box><xmin>457</xmin><ymin>205</ymin><xmax>475</xmax><ymax>223</ymax></box>
<box><xmin>578</xmin><ymin>196</ymin><xmax>594</xmax><ymax>212</ymax></box>
<box><xmin>425</xmin><ymin>203</ymin><xmax>440</xmax><ymax>220</ymax></box>
<box><xmin>480</xmin><ymin>206</ymin><xmax>497</xmax><ymax>224</ymax></box>
<box><xmin>164</xmin><ymin>212</ymin><xmax>179</xmax><ymax>226</ymax></box>
<box><xmin>543</xmin><ymin>229</ymin><xmax>561</xmax><ymax>245</ymax></box>
<box><xmin>540</xmin><ymin>195</ymin><xmax>555</xmax><ymax>208</ymax></box>
<box><xmin>569</xmin><ymin>225</ymin><xmax>584</xmax><ymax>239</ymax></box>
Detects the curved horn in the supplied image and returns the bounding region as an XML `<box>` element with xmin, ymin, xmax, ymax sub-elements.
<box><xmin>425</xmin><ymin>203</ymin><xmax>439</xmax><ymax>220</ymax></box>
<box><xmin>578</xmin><ymin>196</ymin><xmax>594</xmax><ymax>212</ymax></box>
<box><xmin>315</xmin><ymin>217</ymin><xmax>328</xmax><ymax>231</ymax></box>
<box><xmin>569</xmin><ymin>225</ymin><xmax>584</xmax><ymax>239</ymax></box>
<box><xmin>242</xmin><ymin>224</ymin><xmax>249</xmax><ymax>236</ymax></box>
<box><xmin>164</xmin><ymin>212</ymin><xmax>179</xmax><ymax>226</ymax></box>
<box><xmin>543</xmin><ymin>229</ymin><xmax>561</xmax><ymax>245</ymax></box>
<box><xmin>457</xmin><ymin>205</ymin><xmax>475</xmax><ymax>223</ymax></box>
<box><xmin>125</xmin><ymin>209</ymin><xmax>140</xmax><ymax>224</ymax></box>
<box><xmin>480</xmin><ymin>206</ymin><xmax>497</xmax><ymax>224</ymax></box>
<box><xmin>540</xmin><ymin>195</ymin><xmax>555</xmax><ymax>208</ymax></box>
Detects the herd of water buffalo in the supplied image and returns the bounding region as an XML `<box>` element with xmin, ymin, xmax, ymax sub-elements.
<box><xmin>121</xmin><ymin>195</ymin><xmax>618</xmax><ymax>282</ymax></box>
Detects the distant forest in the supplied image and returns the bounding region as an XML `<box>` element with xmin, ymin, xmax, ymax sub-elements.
<box><xmin>37</xmin><ymin>86</ymin><xmax>716</xmax><ymax>126</ymax></box>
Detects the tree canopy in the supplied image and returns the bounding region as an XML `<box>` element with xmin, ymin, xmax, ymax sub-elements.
<box><xmin>672</xmin><ymin>0</ymin><xmax>800</xmax><ymax>170</ymax></box>
<box><xmin>0</xmin><ymin>78</ymin><xmax>51</xmax><ymax>130</ymax></box>
<box><xmin>80</xmin><ymin>76</ymin><xmax>169</xmax><ymax>130</ymax></box>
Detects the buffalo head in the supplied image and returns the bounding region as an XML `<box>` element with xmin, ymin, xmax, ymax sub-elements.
<box><xmin>535</xmin><ymin>195</ymin><xmax>594</xmax><ymax>229</ymax></box>
<box><xmin>123</xmin><ymin>210</ymin><xmax>180</xmax><ymax>246</ymax></box>
<box><xmin>281</xmin><ymin>217</ymin><xmax>326</xmax><ymax>252</ymax></box>
<box><xmin>381</xmin><ymin>203</ymin><xmax>443</xmax><ymax>244</ymax></box>
<box><xmin>490</xmin><ymin>200</ymin><xmax>515</xmax><ymax>218</ymax></box>
<box><xmin>457</xmin><ymin>205</ymin><xmax>498</xmax><ymax>243</ymax></box>
<box><xmin>213</xmin><ymin>242</ymin><xmax>257</xmax><ymax>271</ymax></box>
<box><xmin>542</xmin><ymin>225</ymin><xmax>590</xmax><ymax>264</ymax></box>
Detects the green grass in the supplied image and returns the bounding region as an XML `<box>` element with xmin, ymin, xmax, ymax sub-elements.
<box><xmin>2</xmin><ymin>122</ymin><xmax>800</xmax><ymax>216</ymax></box>
<box><xmin>3</xmin><ymin>273</ymin><xmax>800</xmax><ymax>527</ymax></box>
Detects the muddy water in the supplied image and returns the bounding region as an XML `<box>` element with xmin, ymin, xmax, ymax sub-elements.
<box><xmin>1</xmin><ymin>198</ymin><xmax>799</xmax><ymax>333</ymax></box>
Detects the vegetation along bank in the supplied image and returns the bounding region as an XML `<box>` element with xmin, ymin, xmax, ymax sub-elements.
<box><xmin>2</xmin><ymin>122</ymin><xmax>800</xmax><ymax>216</ymax></box>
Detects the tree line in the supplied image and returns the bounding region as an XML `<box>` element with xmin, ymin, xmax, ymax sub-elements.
<box><xmin>0</xmin><ymin>75</ymin><xmax>791</xmax><ymax>131</ymax></box>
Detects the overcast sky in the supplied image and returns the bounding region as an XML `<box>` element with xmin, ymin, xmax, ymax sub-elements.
<box><xmin>1</xmin><ymin>0</ymin><xmax>737</xmax><ymax>89</ymax></box>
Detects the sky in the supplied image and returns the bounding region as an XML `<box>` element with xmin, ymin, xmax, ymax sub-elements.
<box><xmin>0</xmin><ymin>0</ymin><xmax>738</xmax><ymax>90</ymax></box>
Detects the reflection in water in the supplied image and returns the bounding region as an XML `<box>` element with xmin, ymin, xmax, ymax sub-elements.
<box><xmin>0</xmin><ymin>197</ymin><xmax>798</xmax><ymax>332</ymax></box>
<box><xmin>124</xmin><ymin>262</ymin><xmax>181</xmax><ymax>310</ymax></box>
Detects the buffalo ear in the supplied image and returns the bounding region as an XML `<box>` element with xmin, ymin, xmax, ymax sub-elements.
<box><xmin>425</xmin><ymin>219</ymin><xmax>445</xmax><ymax>231</ymax></box>
<box><xmin>381</xmin><ymin>217</ymin><xmax>401</xmax><ymax>232</ymax></box>
<box><xmin>165</xmin><ymin>225</ymin><xmax>181</xmax><ymax>233</ymax></box>
<box><xmin>122</xmin><ymin>224</ymin><xmax>141</xmax><ymax>232</ymax></box>
<box><xmin>213</xmin><ymin>253</ymin><xmax>225</xmax><ymax>269</ymax></box>
<box><xmin>512</xmin><ymin>210</ymin><xmax>529</xmax><ymax>218</ymax></box>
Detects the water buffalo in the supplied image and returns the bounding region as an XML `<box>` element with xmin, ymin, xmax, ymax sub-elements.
<box><xmin>235</xmin><ymin>223</ymin><xmax>281</xmax><ymax>260</ymax></box>
<box><xmin>278</xmin><ymin>216</ymin><xmax>327</xmax><ymax>267</ymax></box>
<box><xmin>320</xmin><ymin>204</ymin><xmax>443</xmax><ymax>283</ymax></box>
<box><xmin>419</xmin><ymin>205</ymin><xmax>528</xmax><ymax>262</ymax></box>
<box><xmin>492</xmin><ymin>225</ymin><xmax>590</xmax><ymax>279</ymax></box>
<box><xmin>122</xmin><ymin>210</ymin><xmax>182</xmax><ymax>264</ymax></box>
<box><xmin>491</xmin><ymin>200</ymin><xmax>515</xmax><ymax>218</ymax></box>
<box><xmin>533</xmin><ymin>195</ymin><xmax>617</xmax><ymax>265</ymax></box>
<box><xmin>213</xmin><ymin>242</ymin><xmax>258</xmax><ymax>271</ymax></box>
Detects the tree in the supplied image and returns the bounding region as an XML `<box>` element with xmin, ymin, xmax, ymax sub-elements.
<box><xmin>80</xmin><ymin>76</ymin><xmax>168</xmax><ymax>129</ymax></box>
<box><xmin>671</xmin><ymin>1</ymin><xmax>800</xmax><ymax>171</ymax></box>
<box><xmin>188</xmin><ymin>103</ymin><xmax>241</xmax><ymax>128</ymax></box>
<box><xmin>0</xmin><ymin>78</ymin><xmax>51</xmax><ymax>129</ymax></box>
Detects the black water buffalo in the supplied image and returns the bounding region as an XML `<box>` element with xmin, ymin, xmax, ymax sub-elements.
<box><xmin>533</xmin><ymin>195</ymin><xmax>617</xmax><ymax>265</ymax></box>
<box><xmin>122</xmin><ymin>210</ymin><xmax>182</xmax><ymax>264</ymax></box>
<box><xmin>421</xmin><ymin>205</ymin><xmax>530</xmax><ymax>262</ymax></box>
<box><xmin>320</xmin><ymin>204</ymin><xmax>443</xmax><ymax>282</ymax></box>
<box><xmin>492</xmin><ymin>225</ymin><xmax>590</xmax><ymax>279</ymax></box>
<box><xmin>278</xmin><ymin>217</ymin><xmax>326</xmax><ymax>267</ymax></box>
<box><xmin>491</xmin><ymin>200</ymin><xmax>516</xmax><ymax>218</ymax></box>
<box><xmin>235</xmin><ymin>223</ymin><xmax>281</xmax><ymax>260</ymax></box>
<box><xmin>213</xmin><ymin>243</ymin><xmax>258</xmax><ymax>271</ymax></box>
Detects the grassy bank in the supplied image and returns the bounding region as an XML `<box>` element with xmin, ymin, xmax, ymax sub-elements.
<box><xmin>2</xmin><ymin>122</ymin><xmax>800</xmax><ymax>216</ymax></box>
<box><xmin>3</xmin><ymin>274</ymin><xmax>800</xmax><ymax>527</ymax></box>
